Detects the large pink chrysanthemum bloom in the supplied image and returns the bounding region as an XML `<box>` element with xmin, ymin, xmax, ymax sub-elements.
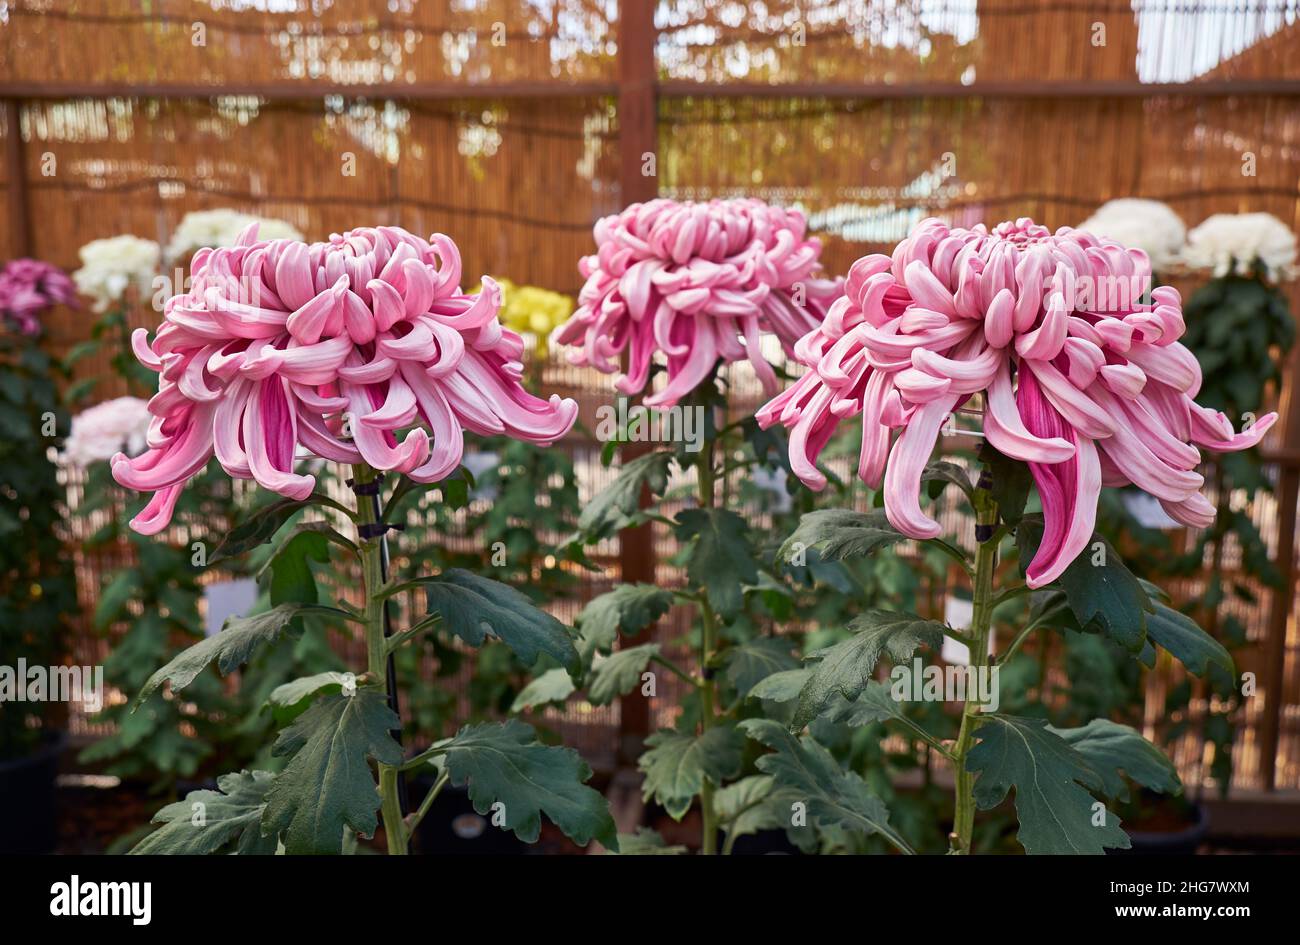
<box><xmin>553</xmin><ymin>198</ymin><xmax>842</xmax><ymax>407</ymax></box>
<box><xmin>0</xmin><ymin>258</ymin><xmax>78</xmax><ymax>336</ymax></box>
<box><xmin>758</xmin><ymin>218</ymin><xmax>1276</xmax><ymax>588</ymax></box>
<box><xmin>112</xmin><ymin>225</ymin><xmax>578</xmax><ymax>534</ymax></box>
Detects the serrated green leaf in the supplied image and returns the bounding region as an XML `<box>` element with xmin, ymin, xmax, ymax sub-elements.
<box><xmin>134</xmin><ymin>603</ymin><xmax>351</xmax><ymax>706</ymax></box>
<box><xmin>1018</xmin><ymin>519</ymin><xmax>1150</xmax><ymax>651</ymax></box>
<box><xmin>1144</xmin><ymin>596</ymin><xmax>1235</xmax><ymax>681</ymax></box>
<box><xmin>401</xmin><ymin>569</ymin><xmax>578</xmax><ymax>672</ymax></box>
<box><xmin>748</xmin><ymin>667</ymin><xmax>813</xmax><ymax>704</ymax></box>
<box><xmin>778</xmin><ymin>508</ymin><xmax>906</xmax><ymax>564</ymax></box>
<box><xmin>793</xmin><ymin>610</ymin><xmax>945</xmax><ymax>728</ymax></box>
<box><xmin>266</xmin><ymin>671</ymin><xmax>354</xmax><ymax>724</ymax></box>
<box><xmin>824</xmin><ymin>678</ymin><xmax>912</xmax><ymax>728</ymax></box>
<box><xmin>131</xmin><ymin>770</ymin><xmax>278</xmax><ymax>855</ymax></box>
<box><xmin>577</xmin><ymin>451</ymin><xmax>673</xmax><ymax>540</ymax></box>
<box><xmin>574</xmin><ymin>584</ymin><xmax>674</xmax><ymax>663</ymax></box>
<box><xmin>639</xmin><ymin>725</ymin><xmax>744</xmax><ymax>820</ymax></box>
<box><xmin>588</xmin><ymin>643</ymin><xmax>659</xmax><ymax>705</ymax></box>
<box><xmin>211</xmin><ymin>497</ymin><xmax>322</xmax><ymax>563</ymax></box>
<box><xmin>610</xmin><ymin>827</ymin><xmax>686</xmax><ymax>855</ymax></box>
<box><xmin>723</xmin><ymin>637</ymin><xmax>799</xmax><ymax>696</ymax></box>
<box><xmin>966</xmin><ymin>714</ymin><xmax>1130</xmax><ymax>855</ymax></box>
<box><xmin>714</xmin><ymin>774</ymin><xmax>785</xmax><ymax>842</ymax></box>
<box><xmin>510</xmin><ymin>667</ymin><xmax>576</xmax><ymax>713</ymax></box>
<box><xmin>922</xmin><ymin>460</ymin><xmax>975</xmax><ymax>502</ymax></box>
<box><xmin>1049</xmin><ymin>719</ymin><xmax>1181</xmax><ymax>802</ymax></box>
<box><xmin>740</xmin><ymin>718</ymin><xmax>912</xmax><ymax>853</ymax></box>
<box><xmin>263</xmin><ymin>690</ymin><xmax>403</xmax><ymax>854</ymax></box>
<box><xmin>676</xmin><ymin>507</ymin><xmax>758</xmax><ymax>618</ymax></box>
<box><xmin>436</xmin><ymin>719</ymin><xmax>618</xmax><ymax>849</ymax></box>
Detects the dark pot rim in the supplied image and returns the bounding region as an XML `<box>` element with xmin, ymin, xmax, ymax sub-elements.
<box><xmin>1126</xmin><ymin>799</ymin><xmax>1210</xmax><ymax>843</ymax></box>
<box><xmin>0</xmin><ymin>729</ymin><xmax>67</xmax><ymax>774</ymax></box>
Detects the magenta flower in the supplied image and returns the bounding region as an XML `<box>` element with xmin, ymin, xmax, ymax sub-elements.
<box><xmin>758</xmin><ymin>218</ymin><xmax>1276</xmax><ymax>587</ymax></box>
<box><xmin>0</xmin><ymin>258</ymin><xmax>77</xmax><ymax>335</ymax></box>
<box><xmin>112</xmin><ymin>225</ymin><xmax>578</xmax><ymax>534</ymax></box>
<box><xmin>553</xmin><ymin>198</ymin><xmax>841</xmax><ymax>407</ymax></box>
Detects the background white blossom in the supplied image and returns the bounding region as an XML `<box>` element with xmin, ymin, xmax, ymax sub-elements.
<box><xmin>64</xmin><ymin>396</ymin><xmax>153</xmax><ymax>469</ymax></box>
<box><xmin>165</xmin><ymin>209</ymin><xmax>305</xmax><ymax>261</ymax></box>
<box><xmin>1078</xmin><ymin>199</ymin><xmax>1186</xmax><ymax>272</ymax></box>
<box><xmin>72</xmin><ymin>235</ymin><xmax>160</xmax><ymax>312</ymax></box>
<box><xmin>1183</xmin><ymin>212</ymin><xmax>1298</xmax><ymax>283</ymax></box>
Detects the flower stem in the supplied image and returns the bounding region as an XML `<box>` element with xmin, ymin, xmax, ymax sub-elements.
<box><xmin>949</xmin><ymin>476</ymin><xmax>999</xmax><ymax>855</ymax></box>
<box><xmin>353</xmin><ymin>462</ymin><xmax>409</xmax><ymax>855</ymax></box>
<box><xmin>696</xmin><ymin>426</ymin><xmax>719</xmax><ymax>856</ymax></box>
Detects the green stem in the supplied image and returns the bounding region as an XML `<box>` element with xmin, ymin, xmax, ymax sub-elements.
<box><xmin>406</xmin><ymin>771</ymin><xmax>449</xmax><ymax>835</ymax></box>
<box><xmin>696</xmin><ymin>428</ymin><xmax>719</xmax><ymax>856</ymax></box>
<box><xmin>949</xmin><ymin>481</ymin><xmax>999</xmax><ymax>855</ymax></box>
<box><xmin>353</xmin><ymin>462</ymin><xmax>408</xmax><ymax>856</ymax></box>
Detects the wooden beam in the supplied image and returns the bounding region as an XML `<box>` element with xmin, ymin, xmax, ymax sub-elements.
<box><xmin>0</xmin><ymin>81</ymin><xmax>619</xmax><ymax>101</ymax></box>
<box><xmin>7</xmin><ymin>78</ymin><xmax>1299</xmax><ymax>104</ymax></box>
<box><xmin>1259</xmin><ymin>358</ymin><xmax>1300</xmax><ymax>790</ymax></box>
<box><xmin>657</xmin><ymin>79</ymin><xmax>1300</xmax><ymax>99</ymax></box>
<box><xmin>614</xmin><ymin>0</ymin><xmax>659</xmax><ymax>769</ymax></box>
<box><xmin>3</xmin><ymin>100</ymin><xmax>31</xmax><ymax>257</ymax></box>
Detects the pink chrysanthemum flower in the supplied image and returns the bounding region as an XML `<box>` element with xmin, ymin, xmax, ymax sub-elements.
<box><xmin>758</xmin><ymin>218</ymin><xmax>1276</xmax><ymax>587</ymax></box>
<box><xmin>0</xmin><ymin>258</ymin><xmax>78</xmax><ymax>336</ymax></box>
<box><xmin>112</xmin><ymin>225</ymin><xmax>577</xmax><ymax>534</ymax></box>
<box><xmin>553</xmin><ymin>198</ymin><xmax>842</xmax><ymax>407</ymax></box>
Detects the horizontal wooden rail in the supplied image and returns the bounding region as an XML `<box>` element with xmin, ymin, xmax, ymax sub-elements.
<box><xmin>4</xmin><ymin>78</ymin><xmax>1300</xmax><ymax>102</ymax></box>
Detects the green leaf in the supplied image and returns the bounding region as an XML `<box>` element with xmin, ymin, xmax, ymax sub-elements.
<box><xmin>639</xmin><ymin>725</ymin><xmax>744</xmax><ymax>820</ymax></box>
<box><xmin>723</xmin><ymin>637</ymin><xmax>799</xmax><ymax>696</ymax></box>
<box><xmin>130</xmin><ymin>770</ymin><xmax>278</xmax><ymax>855</ymax></box>
<box><xmin>793</xmin><ymin>611</ymin><xmax>945</xmax><ymax>728</ymax></box>
<box><xmin>94</xmin><ymin>570</ymin><xmax>138</xmax><ymax>630</ymax></box>
<box><xmin>211</xmin><ymin>497</ymin><xmax>322</xmax><ymax>563</ymax></box>
<box><xmin>676</xmin><ymin>507</ymin><xmax>758</xmax><ymax>618</ymax></box>
<box><xmin>262</xmin><ymin>525</ymin><xmax>334</xmax><ymax>607</ymax></box>
<box><xmin>588</xmin><ymin>643</ymin><xmax>659</xmax><ymax>705</ymax></box>
<box><xmin>778</xmin><ymin>508</ymin><xmax>906</xmax><ymax>563</ymax></box>
<box><xmin>1144</xmin><ymin>596</ymin><xmax>1235</xmax><ymax>681</ymax></box>
<box><xmin>573</xmin><ymin>584</ymin><xmax>673</xmax><ymax>663</ymax></box>
<box><xmin>436</xmin><ymin>719</ymin><xmax>618</xmax><ymax>849</ymax></box>
<box><xmin>610</xmin><ymin>827</ymin><xmax>687</xmax><ymax>855</ymax></box>
<box><xmin>978</xmin><ymin>443</ymin><xmax>1034</xmax><ymax>526</ymax></box>
<box><xmin>740</xmin><ymin>718</ymin><xmax>913</xmax><ymax>853</ymax></box>
<box><xmin>405</xmin><ymin>569</ymin><xmax>579</xmax><ymax>672</ymax></box>
<box><xmin>714</xmin><ymin>774</ymin><xmax>785</xmax><ymax>841</ymax></box>
<box><xmin>577</xmin><ymin>451</ymin><xmax>673</xmax><ymax>539</ymax></box>
<box><xmin>1018</xmin><ymin>519</ymin><xmax>1150</xmax><ymax>651</ymax></box>
<box><xmin>263</xmin><ymin>690</ymin><xmax>403</xmax><ymax>855</ymax></box>
<box><xmin>825</xmin><ymin>678</ymin><xmax>913</xmax><ymax>729</ymax></box>
<box><xmin>510</xmin><ymin>667</ymin><xmax>576</xmax><ymax>713</ymax></box>
<box><xmin>966</xmin><ymin>714</ymin><xmax>1130</xmax><ymax>854</ymax></box>
<box><xmin>922</xmin><ymin>460</ymin><xmax>974</xmax><ymax>502</ymax></box>
<box><xmin>748</xmin><ymin>668</ymin><xmax>813</xmax><ymax>704</ymax></box>
<box><xmin>266</xmin><ymin>671</ymin><xmax>354</xmax><ymax>724</ymax></box>
<box><xmin>134</xmin><ymin>603</ymin><xmax>349</xmax><ymax>706</ymax></box>
<box><xmin>1049</xmin><ymin>719</ymin><xmax>1181</xmax><ymax>802</ymax></box>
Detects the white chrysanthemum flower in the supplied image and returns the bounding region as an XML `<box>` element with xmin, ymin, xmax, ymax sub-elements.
<box><xmin>1183</xmin><ymin>212</ymin><xmax>1298</xmax><ymax>283</ymax></box>
<box><xmin>1078</xmin><ymin>199</ymin><xmax>1186</xmax><ymax>271</ymax></box>
<box><xmin>64</xmin><ymin>397</ymin><xmax>153</xmax><ymax>469</ymax></box>
<box><xmin>73</xmin><ymin>236</ymin><xmax>161</xmax><ymax>312</ymax></box>
<box><xmin>165</xmin><ymin>209</ymin><xmax>305</xmax><ymax>261</ymax></box>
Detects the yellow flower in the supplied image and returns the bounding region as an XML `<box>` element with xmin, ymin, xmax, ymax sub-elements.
<box><xmin>477</xmin><ymin>277</ymin><xmax>575</xmax><ymax>359</ymax></box>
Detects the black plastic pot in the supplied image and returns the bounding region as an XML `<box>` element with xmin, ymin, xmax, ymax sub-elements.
<box><xmin>1115</xmin><ymin>802</ymin><xmax>1210</xmax><ymax>855</ymax></box>
<box><xmin>408</xmin><ymin>776</ymin><xmax>527</xmax><ymax>855</ymax></box>
<box><xmin>0</xmin><ymin>730</ymin><xmax>66</xmax><ymax>854</ymax></box>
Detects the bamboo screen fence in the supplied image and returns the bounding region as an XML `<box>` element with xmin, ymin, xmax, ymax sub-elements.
<box><xmin>2</xmin><ymin>0</ymin><xmax>1299</xmax><ymax>795</ymax></box>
